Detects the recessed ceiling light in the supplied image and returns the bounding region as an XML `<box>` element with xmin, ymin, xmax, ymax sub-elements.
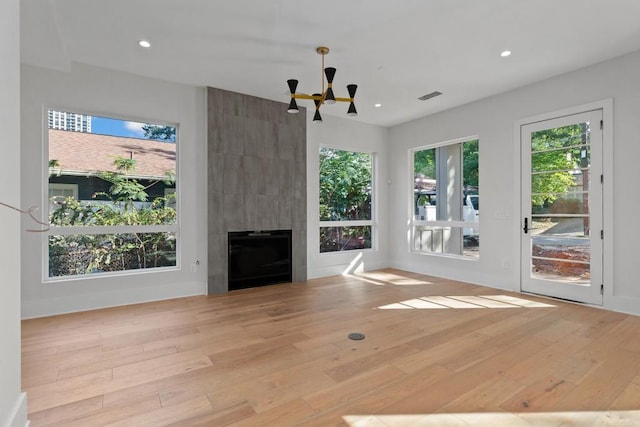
<box><xmin>500</xmin><ymin>50</ymin><xmax>512</xmax><ymax>57</ymax></box>
<box><xmin>374</xmin><ymin>103</ymin><xmax>382</xmax><ymax>108</ymax></box>
<box><xmin>138</xmin><ymin>40</ymin><xmax>151</xmax><ymax>48</ymax></box>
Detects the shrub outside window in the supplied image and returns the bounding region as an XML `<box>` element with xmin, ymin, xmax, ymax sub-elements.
<box><xmin>319</xmin><ymin>147</ymin><xmax>373</xmax><ymax>253</ymax></box>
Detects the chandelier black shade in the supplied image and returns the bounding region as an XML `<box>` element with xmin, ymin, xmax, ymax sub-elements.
<box><xmin>286</xmin><ymin>46</ymin><xmax>357</xmax><ymax>121</ymax></box>
<box><xmin>346</xmin><ymin>84</ymin><xmax>358</xmax><ymax>116</ymax></box>
<box><xmin>287</xmin><ymin>98</ymin><xmax>299</xmax><ymax>114</ymax></box>
<box><xmin>324</xmin><ymin>67</ymin><xmax>336</xmax><ymax>104</ymax></box>
<box><xmin>312</xmin><ymin>94</ymin><xmax>322</xmax><ymax>122</ymax></box>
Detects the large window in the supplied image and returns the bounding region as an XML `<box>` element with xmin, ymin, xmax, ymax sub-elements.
<box><xmin>319</xmin><ymin>147</ymin><xmax>373</xmax><ymax>253</ymax></box>
<box><xmin>412</xmin><ymin>138</ymin><xmax>479</xmax><ymax>258</ymax></box>
<box><xmin>46</xmin><ymin>109</ymin><xmax>178</xmax><ymax>279</ymax></box>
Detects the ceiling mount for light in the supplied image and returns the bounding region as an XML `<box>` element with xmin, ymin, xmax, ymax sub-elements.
<box><xmin>286</xmin><ymin>46</ymin><xmax>357</xmax><ymax>122</ymax></box>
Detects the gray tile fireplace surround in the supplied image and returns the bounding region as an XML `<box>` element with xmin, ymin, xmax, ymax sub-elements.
<box><xmin>207</xmin><ymin>87</ymin><xmax>307</xmax><ymax>294</ymax></box>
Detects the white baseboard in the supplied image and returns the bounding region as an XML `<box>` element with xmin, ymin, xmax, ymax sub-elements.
<box><xmin>5</xmin><ymin>392</ymin><xmax>28</xmax><ymax>427</ymax></box>
<box><xmin>22</xmin><ymin>281</ymin><xmax>206</xmax><ymax>319</ymax></box>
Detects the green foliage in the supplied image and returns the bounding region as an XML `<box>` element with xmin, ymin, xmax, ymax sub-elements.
<box><xmin>463</xmin><ymin>140</ymin><xmax>479</xmax><ymax>188</ymax></box>
<box><xmin>142</xmin><ymin>124</ymin><xmax>176</xmax><ymax>141</ymax></box>
<box><xmin>49</xmin><ymin>197</ymin><xmax>96</xmax><ymax>226</ymax></box>
<box><xmin>414</xmin><ymin>149</ymin><xmax>435</xmax><ymax>179</ymax></box>
<box><xmin>530</xmin><ymin>124</ymin><xmax>586</xmax><ymax>207</ymax></box>
<box><xmin>319</xmin><ymin>148</ymin><xmax>372</xmax><ymax>252</ymax></box>
<box><xmin>96</xmin><ymin>156</ymin><xmax>149</xmax><ymax>215</ymax></box>
<box><xmin>98</xmin><ymin>172</ymin><xmax>148</xmax><ymax>201</ymax></box>
<box><xmin>163</xmin><ymin>170</ymin><xmax>176</xmax><ymax>185</ymax></box>
<box><xmin>417</xmin><ymin>195</ymin><xmax>429</xmax><ymax>206</ymax></box>
<box><xmin>48</xmin><ymin>159</ymin><xmax>61</xmax><ymax>177</ymax></box>
<box><xmin>112</xmin><ymin>156</ymin><xmax>136</xmax><ymax>173</ymax></box>
<box><xmin>48</xmin><ymin>232</ymin><xmax>175</xmax><ymax>277</ymax></box>
<box><xmin>414</xmin><ymin>139</ymin><xmax>479</xmax><ymax>194</ymax></box>
<box><xmin>319</xmin><ymin>148</ymin><xmax>372</xmax><ymax>221</ymax></box>
<box><xmin>49</xmin><ymin>156</ymin><xmax>177</xmax><ymax>277</ymax></box>
<box><xmin>320</xmin><ymin>226</ymin><xmax>372</xmax><ymax>252</ymax></box>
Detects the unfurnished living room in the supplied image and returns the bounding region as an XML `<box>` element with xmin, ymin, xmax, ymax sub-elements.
<box><xmin>3</xmin><ymin>1</ymin><xmax>640</xmax><ymax>426</ymax></box>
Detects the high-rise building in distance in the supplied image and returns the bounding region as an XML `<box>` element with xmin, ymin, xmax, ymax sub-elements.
<box><xmin>48</xmin><ymin>110</ymin><xmax>92</xmax><ymax>132</ymax></box>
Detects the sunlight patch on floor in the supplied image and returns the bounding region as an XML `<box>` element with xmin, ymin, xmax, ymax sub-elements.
<box><xmin>353</xmin><ymin>271</ymin><xmax>435</xmax><ymax>286</ymax></box>
<box><xmin>378</xmin><ymin>295</ymin><xmax>555</xmax><ymax>310</ymax></box>
<box><xmin>344</xmin><ymin>410</ymin><xmax>640</xmax><ymax>426</ymax></box>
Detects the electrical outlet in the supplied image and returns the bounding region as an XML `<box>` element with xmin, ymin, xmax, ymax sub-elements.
<box><xmin>501</xmin><ymin>258</ymin><xmax>510</xmax><ymax>270</ymax></box>
<box><xmin>189</xmin><ymin>259</ymin><xmax>200</xmax><ymax>273</ymax></box>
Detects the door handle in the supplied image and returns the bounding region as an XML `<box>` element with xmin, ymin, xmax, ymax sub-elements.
<box><xmin>523</xmin><ymin>217</ymin><xmax>529</xmax><ymax>234</ymax></box>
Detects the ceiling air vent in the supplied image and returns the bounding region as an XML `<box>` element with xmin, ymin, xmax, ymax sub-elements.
<box><xmin>418</xmin><ymin>91</ymin><xmax>442</xmax><ymax>101</ymax></box>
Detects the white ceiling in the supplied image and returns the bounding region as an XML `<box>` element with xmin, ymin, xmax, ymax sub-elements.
<box><xmin>21</xmin><ymin>0</ymin><xmax>640</xmax><ymax>127</ymax></box>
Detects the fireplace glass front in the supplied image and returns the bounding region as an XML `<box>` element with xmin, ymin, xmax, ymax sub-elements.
<box><xmin>228</xmin><ymin>230</ymin><xmax>292</xmax><ymax>291</ymax></box>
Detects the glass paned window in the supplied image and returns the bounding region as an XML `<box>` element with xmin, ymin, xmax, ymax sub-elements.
<box><xmin>412</xmin><ymin>139</ymin><xmax>479</xmax><ymax>258</ymax></box>
<box><xmin>49</xmin><ymin>232</ymin><xmax>176</xmax><ymax>277</ymax></box>
<box><xmin>319</xmin><ymin>148</ymin><xmax>373</xmax><ymax>253</ymax></box>
<box><xmin>46</xmin><ymin>109</ymin><xmax>178</xmax><ymax>279</ymax></box>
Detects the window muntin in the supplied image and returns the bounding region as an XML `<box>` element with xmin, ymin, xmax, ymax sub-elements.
<box><xmin>412</xmin><ymin>138</ymin><xmax>479</xmax><ymax>258</ymax></box>
<box><xmin>319</xmin><ymin>148</ymin><xmax>373</xmax><ymax>253</ymax></box>
<box><xmin>46</xmin><ymin>109</ymin><xmax>178</xmax><ymax>279</ymax></box>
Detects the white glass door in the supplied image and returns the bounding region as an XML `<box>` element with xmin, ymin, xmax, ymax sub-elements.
<box><xmin>521</xmin><ymin>110</ymin><xmax>603</xmax><ymax>304</ymax></box>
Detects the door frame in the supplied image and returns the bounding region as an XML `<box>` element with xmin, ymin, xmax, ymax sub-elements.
<box><xmin>513</xmin><ymin>99</ymin><xmax>613</xmax><ymax>304</ymax></box>
<box><xmin>521</xmin><ymin>109</ymin><xmax>602</xmax><ymax>304</ymax></box>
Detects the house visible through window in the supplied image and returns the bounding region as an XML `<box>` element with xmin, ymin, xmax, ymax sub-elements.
<box><xmin>48</xmin><ymin>183</ymin><xmax>78</xmax><ymax>200</ymax></box>
<box><xmin>48</xmin><ymin>183</ymin><xmax>78</xmax><ymax>213</ymax></box>
<box><xmin>46</xmin><ymin>109</ymin><xmax>178</xmax><ymax>279</ymax></box>
<box><xmin>412</xmin><ymin>138</ymin><xmax>479</xmax><ymax>258</ymax></box>
<box><xmin>319</xmin><ymin>147</ymin><xmax>374</xmax><ymax>253</ymax></box>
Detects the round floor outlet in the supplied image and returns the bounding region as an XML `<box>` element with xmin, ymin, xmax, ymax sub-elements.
<box><xmin>348</xmin><ymin>332</ymin><xmax>365</xmax><ymax>340</ymax></box>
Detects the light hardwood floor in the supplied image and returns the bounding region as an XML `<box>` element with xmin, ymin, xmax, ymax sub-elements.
<box><xmin>22</xmin><ymin>269</ymin><xmax>640</xmax><ymax>426</ymax></box>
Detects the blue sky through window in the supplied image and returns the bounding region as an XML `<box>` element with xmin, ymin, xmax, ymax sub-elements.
<box><xmin>48</xmin><ymin>109</ymin><xmax>176</xmax><ymax>142</ymax></box>
<box><xmin>92</xmin><ymin>116</ymin><xmax>176</xmax><ymax>142</ymax></box>
<box><xmin>91</xmin><ymin>116</ymin><xmax>147</xmax><ymax>139</ymax></box>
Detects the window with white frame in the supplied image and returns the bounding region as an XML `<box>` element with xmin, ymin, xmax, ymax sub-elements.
<box><xmin>412</xmin><ymin>138</ymin><xmax>479</xmax><ymax>258</ymax></box>
<box><xmin>48</xmin><ymin>183</ymin><xmax>78</xmax><ymax>200</ymax></box>
<box><xmin>48</xmin><ymin>183</ymin><xmax>78</xmax><ymax>213</ymax></box>
<box><xmin>319</xmin><ymin>147</ymin><xmax>373</xmax><ymax>253</ymax></box>
<box><xmin>46</xmin><ymin>109</ymin><xmax>178</xmax><ymax>279</ymax></box>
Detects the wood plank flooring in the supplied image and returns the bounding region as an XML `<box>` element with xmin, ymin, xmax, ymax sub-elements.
<box><xmin>22</xmin><ymin>269</ymin><xmax>640</xmax><ymax>426</ymax></box>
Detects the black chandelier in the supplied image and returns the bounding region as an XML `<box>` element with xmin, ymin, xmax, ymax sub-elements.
<box><xmin>286</xmin><ymin>46</ymin><xmax>357</xmax><ymax>122</ymax></box>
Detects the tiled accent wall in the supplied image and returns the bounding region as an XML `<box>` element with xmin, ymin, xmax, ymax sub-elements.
<box><xmin>207</xmin><ymin>87</ymin><xmax>307</xmax><ymax>294</ymax></box>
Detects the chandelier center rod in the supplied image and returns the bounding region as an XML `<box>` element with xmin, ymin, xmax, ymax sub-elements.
<box><xmin>317</xmin><ymin>46</ymin><xmax>329</xmax><ymax>96</ymax></box>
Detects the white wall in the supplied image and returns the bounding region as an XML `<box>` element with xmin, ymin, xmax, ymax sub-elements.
<box><xmin>307</xmin><ymin>112</ymin><xmax>390</xmax><ymax>278</ymax></box>
<box><xmin>19</xmin><ymin>44</ymin><xmax>640</xmax><ymax>320</ymax></box>
<box><xmin>21</xmin><ymin>64</ymin><xmax>208</xmax><ymax>318</ymax></box>
<box><xmin>1</xmin><ymin>0</ymin><xmax>28</xmax><ymax>425</ymax></box>
<box><xmin>389</xmin><ymin>50</ymin><xmax>640</xmax><ymax>315</ymax></box>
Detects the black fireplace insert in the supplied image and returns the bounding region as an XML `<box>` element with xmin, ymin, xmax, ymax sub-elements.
<box><xmin>228</xmin><ymin>229</ymin><xmax>292</xmax><ymax>291</ymax></box>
